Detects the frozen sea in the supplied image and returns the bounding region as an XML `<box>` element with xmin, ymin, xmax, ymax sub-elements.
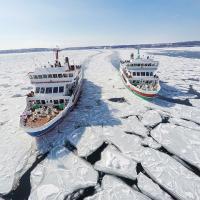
<box><xmin>0</xmin><ymin>47</ymin><xmax>200</xmax><ymax>200</ymax></box>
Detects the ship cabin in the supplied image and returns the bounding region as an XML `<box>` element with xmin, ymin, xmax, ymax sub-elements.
<box><xmin>122</xmin><ymin>56</ymin><xmax>159</xmax><ymax>87</ymax></box>
<box><xmin>26</xmin><ymin>57</ymin><xmax>81</xmax><ymax>111</ymax></box>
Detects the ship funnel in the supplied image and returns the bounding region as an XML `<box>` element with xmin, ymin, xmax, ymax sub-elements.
<box><xmin>65</xmin><ymin>57</ymin><xmax>70</xmax><ymax>69</ymax></box>
<box><xmin>130</xmin><ymin>53</ymin><xmax>134</xmax><ymax>60</ymax></box>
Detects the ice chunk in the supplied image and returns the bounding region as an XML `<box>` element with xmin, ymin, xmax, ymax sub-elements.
<box><xmin>169</xmin><ymin>117</ymin><xmax>200</xmax><ymax>131</ymax></box>
<box><xmin>94</xmin><ymin>145</ymin><xmax>137</xmax><ymax>180</ymax></box>
<box><xmin>141</xmin><ymin>110</ymin><xmax>162</xmax><ymax>127</ymax></box>
<box><xmin>141</xmin><ymin>148</ymin><xmax>200</xmax><ymax>200</ymax></box>
<box><xmin>29</xmin><ymin>146</ymin><xmax>98</xmax><ymax>200</ymax></box>
<box><xmin>103</xmin><ymin>127</ymin><xmax>145</xmax><ymax>162</ymax></box>
<box><xmin>121</xmin><ymin>116</ymin><xmax>148</xmax><ymax>137</ymax></box>
<box><xmin>86</xmin><ymin>175</ymin><xmax>150</xmax><ymax>200</ymax></box>
<box><xmin>66</xmin><ymin>126</ymin><xmax>104</xmax><ymax>157</ymax></box>
<box><xmin>141</xmin><ymin>137</ymin><xmax>161</xmax><ymax>149</ymax></box>
<box><xmin>151</xmin><ymin>123</ymin><xmax>200</xmax><ymax>169</ymax></box>
<box><xmin>137</xmin><ymin>173</ymin><xmax>173</xmax><ymax>200</ymax></box>
<box><xmin>0</xmin><ymin>126</ymin><xmax>36</xmax><ymax>195</ymax></box>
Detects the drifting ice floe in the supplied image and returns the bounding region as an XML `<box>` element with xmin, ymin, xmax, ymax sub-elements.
<box><xmin>151</xmin><ymin>123</ymin><xmax>200</xmax><ymax>169</ymax></box>
<box><xmin>121</xmin><ymin>115</ymin><xmax>148</xmax><ymax>137</ymax></box>
<box><xmin>86</xmin><ymin>175</ymin><xmax>150</xmax><ymax>200</ymax></box>
<box><xmin>137</xmin><ymin>172</ymin><xmax>173</xmax><ymax>200</ymax></box>
<box><xmin>141</xmin><ymin>110</ymin><xmax>162</xmax><ymax>128</ymax></box>
<box><xmin>141</xmin><ymin>137</ymin><xmax>161</xmax><ymax>149</ymax></box>
<box><xmin>0</xmin><ymin>124</ymin><xmax>36</xmax><ymax>195</ymax></box>
<box><xmin>66</xmin><ymin>126</ymin><xmax>104</xmax><ymax>157</ymax></box>
<box><xmin>141</xmin><ymin>148</ymin><xmax>200</xmax><ymax>200</ymax></box>
<box><xmin>103</xmin><ymin>127</ymin><xmax>145</xmax><ymax>162</ymax></box>
<box><xmin>29</xmin><ymin>146</ymin><xmax>98</xmax><ymax>200</ymax></box>
<box><xmin>94</xmin><ymin>145</ymin><xmax>137</xmax><ymax>180</ymax></box>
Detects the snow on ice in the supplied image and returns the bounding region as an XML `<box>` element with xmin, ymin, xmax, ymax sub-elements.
<box><xmin>137</xmin><ymin>172</ymin><xmax>173</xmax><ymax>200</ymax></box>
<box><xmin>94</xmin><ymin>145</ymin><xmax>137</xmax><ymax>180</ymax></box>
<box><xmin>29</xmin><ymin>146</ymin><xmax>98</xmax><ymax>200</ymax></box>
<box><xmin>0</xmin><ymin>47</ymin><xmax>200</xmax><ymax>199</ymax></box>
<box><xmin>141</xmin><ymin>148</ymin><xmax>200</xmax><ymax>200</ymax></box>
<box><xmin>85</xmin><ymin>175</ymin><xmax>150</xmax><ymax>200</ymax></box>
<box><xmin>151</xmin><ymin>123</ymin><xmax>200</xmax><ymax>169</ymax></box>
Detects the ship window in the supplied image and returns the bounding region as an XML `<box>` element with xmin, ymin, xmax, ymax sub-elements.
<box><xmin>148</xmin><ymin>64</ymin><xmax>151</xmax><ymax>66</ymax></box>
<box><xmin>50</xmin><ymin>100</ymin><xmax>52</xmax><ymax>103</ymax></box>
<box><xmin>59</xmin><ymin>86</ymin><xmax>64</xmax><ymax>93</ymax></box>
<box><xmin>38</xmin><ymin>75</ymin><xmax>42</xmax><ymax>79</ymax></box>
<box><xmin>146</xmin><ymin>72</ymin><xmax>150</xmax><ymax>76</ymax></box>
<box><xmin>141</xmin><ymin>64</ymin><xmax>144</xmax><ymax>67</ymax></box>
<box><xmin>141</xmin><ymin>72</ymin><xmax>145</xmax><ymax>76</ymax></box>
<box><xmin>137</xmin><ymin>64</ymin><xmax>140</xmax><ymax>67</ymax></box>
<box><xmin>54</xmin><ymin>100</ymin><xmax>59</xmax><ymax>104</ymax></box>
<box><xmin>43</xmin><ymin>74</ymin><xmax>47</xmax><ymax>78</ymax></box>
<box><xmin>53</xmin><ymin>87</ymin><xmax>58</xmax><ymax>93</ymax></box>
<box><xmin>59</xmin><ymin>99</ymin><xmax>64</xmax><ymax>104</ymax></box>
<box><xmin>40</xmin><ymin>87</ymin><xmax>45</xmax><ymax>93</ymax></box>
<box><xmin>150</xmin><ymin>72</ymin><xmax>153</xmax><ymax>76</ymax></box>
<box><xmin>53</xmin><ymin>74</ymin><xmax>57</xmax><ymax>78</ymax></box>
<box><xmin>36</xmin><ymin>100</ymin><xmax>40</xmax><ymax>104</ymax></box>
<box><xmin>145</xmin><ymin>64</ymin><xmax>148</xmax><ymax>66</ymax></box>
<box><xmin>133</xmin><ymin>72</ymin><xmax>136</xmax><ymax>76</ymax></box>
<box><xmin>48</xmin><ymin>74</ymin><xmax>52</xmax><ymax>78</ymax></box>
<box><xmin>34</xmin><ymin>75</ymin><xmax>38</xmax><ymax>79</ymax></box>
<box><xmin>63</xmin><ymin>73</ymin><xmax>68</xmax><ymax>77</ymax></box>
<box><xmin>69</xmin><ymin>73</ymin><xmax>73</xmax><ymax>77</ymax></box>
<box><xmin>58</xmin><ymin>74</ymin><xmax>63</xmax><ymax>78</ymax></box>
<box><xmin>41</xmin><ymin>100</ymin><xmax>45</xmax><ymax>105</ymax></box>
<box><xmin>152</xmin><ymin>64</ymin><xmax>155</xmax><ymax>66</ymax></box>
<box><xmin>46</xmin><ymin>87</ymin><xmax>52</xmax><ymax>93</ymax></box>
<box><xmin>35</xmin><ymin>87</ymin><xmax>40</xmax><ymax>93</ymax></box>
<box><xmin>29</xmin><ymin>75</ymin><xmax>33</xmax><ymax>79</ymax></box>
<box><xmin>137</xmin><ymin>72</ymin><xmax>140</xmax><ymax>76</ymax></box>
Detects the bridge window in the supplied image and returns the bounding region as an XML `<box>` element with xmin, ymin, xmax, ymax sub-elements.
<box><xmin>36</xmin><ymin>100</ymin><xmax>40</xmax><ymax>104</ymax></box>
<box><xmin>59</xmin><ymin>99</ymin><xmax>64</xmax><ymax>104</ymax></box>
<box><xmin>141</xmin><ymin>72</ymin><xmax>145</xmax><ymax>76</ymax></box>
<box><xmin>63</xmin><ymin>73</ymin><xmax>68</xmax><ymax>77</ymax></box>
<box><xmin>145</xmin><ymin>64</ymin><xmax>148</xmax><ymax>66</ymax></box>
<box><xmin>150</xmin><ymin>72</ymin><xmax>153</xmax><ymax>76</ymax></box>
<box><xmin>29</xmin><ymin>75</ymin><xmax>33</xmax><ymax>79</ymax></box>
<box><xmin>53</xmin><ymin>74</ymin><xmax>57</xmax><ymax>78</ymax></box>
<box><xmin>137</xmin><ymin>72</ymin><xmax>140</xmax><ymax>76</ymax></box>
<box><xmin>54</xmin><ymin>100</ymin><xmax>59</xmax><ymax>104</ymax></box>
<box><xmin>53</xmin><ymin>87</ymin><xmax>58</xmax><ymax>93</ymax></box>
<box><xmin>58</xmin><ymin>74</ymin><xmax>63</xmax><ymax>78</ymax></box>
<box><xmin>146</xmin><ymin>72</ymin><xmax>150</xmax><ymax>76</ymax></box>
<box><xmin>46</xmin><ymin>87</ymin><xmax>52</xmax><ymax>93</ymax></box>
<box><xmin>59</xmin><ymin>86</ymin><xmax>64</xmax><ymax>93</ymax></box>
<box><xmin>41</xmin><ymin>100</ymin><xmax>45</xmax><ymax>105</ymax></box>
<box><xmin>148</xmin><ymin>64</ymin><xmax>151</xmax><ymax>66</ymax></box>
<box><xmin>48</xmin><ymin>74</ymin><xmax>52</xmax><ymax>78</ymax></box>
<box><xmin>133</xmin><ymin>72</ymin><xmax>136</xmax><ymax>76</ymax></box>
<box><xmin>34</xmin><ymin>75</ymin><xmax>38</xmax><ymax>79</ymax></box>
<box><xmin>43</xmin><ymin>74</ymin><xmax>47</xmax><ymax>78</ymax></box>
<box><xmin>69</xmin><ymin>73</ymin><xmax>73</xmax><ymax>77</ymax></box>
<box><xmin>38</xmin><ymin>75</ymin><xmax>42</xmax><ymax>79</ymax></box>
<box><xmin>35</xmin><ymin>87</ymin><xmax>40</xmax><ymax>93</ymax></box>
<box><xmin>40</xmin><ymin>87</ymin><xmax>45</xmax><ymax>93</ymax></box>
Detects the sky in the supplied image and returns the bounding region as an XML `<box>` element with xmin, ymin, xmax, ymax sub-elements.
<box><xmin>0</xmin><ymin>0</ymin><xmax>200</xmax><ymax>50</ymax></box>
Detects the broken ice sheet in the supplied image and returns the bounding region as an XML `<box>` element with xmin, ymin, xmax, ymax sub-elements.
<box><xmin>94</xmin><ymin>145</ymin><xmax>137</xmax><ymax>180</ymax></box>
<box><xmin>85</xmin><ymin>175</ymin><xmax>150</xmax><ymax>200</ymax></box>
<box><xmin>141</xmin><ymin>109</ymin><xmax>162</xmax><ymax>128</ymax></box>
<box><xmin>141</xmin><ymin>148</ymin><xmax>200</xmax><ymax>200</ymax></box>
<box><xmin>29</xmin><ymin>146</ymin><xmax>98</xmax><ymax>200</ymax></box>
<box><xmin>151</xmin><ymin>123</ymin><xmax>200</xmax><ymax>169</ymax></box>
<box><xmin>120</xmin><ymin>115</ymin><xmax>148</xmax><ymax>137</ymax></box>
<box><xmin>103</xmin><ymin>126</ymin><xmax>146</xmax><ymax>162</ymax></box>
<box><xmin>137</xmin><ymin>172</ymin><xmax>173</xmax><ymax>200</ymax></box>
<box><xmin>66</xmin><ymin>126</ymin><xmax>104</xmax><ymax>157</ymax></box>
<box><xmin>141</xmin><ymin>137</ymin><xmax>161</xmax><ymax>149</ymax></box>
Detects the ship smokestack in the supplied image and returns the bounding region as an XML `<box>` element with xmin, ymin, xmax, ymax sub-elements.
<box><xmin>65</xmin><ymin>57</ymin><xmax>70</xmax><ymax>69</ymax></box>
